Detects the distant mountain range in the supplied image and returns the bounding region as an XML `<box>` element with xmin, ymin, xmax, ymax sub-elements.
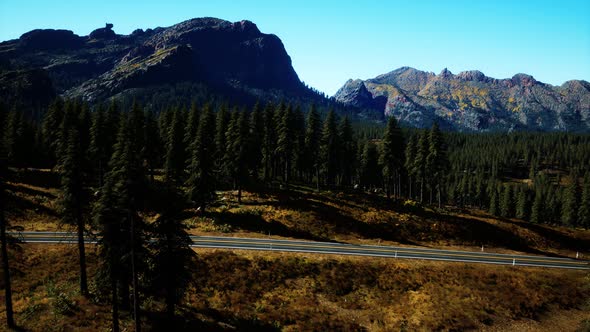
<box><xmin>334</xmin><ymin>67</ymin><xmax>590</xmax><ymax>131</ymax></box>
<box><xmin>1</xmin><ymin>17</ymin><xmax>589</xmax><ymax>132</ymax></box>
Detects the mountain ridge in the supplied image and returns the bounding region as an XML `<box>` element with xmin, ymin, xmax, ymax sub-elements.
<box><xmin>334</xmin><ymin>67</ymin><xmax>590</xmax><ymax>131</ymax></box>
<box><xmin>0</xmin><ymin>17</ymin><xmax>314</xmax><ymax>111</ymax></box>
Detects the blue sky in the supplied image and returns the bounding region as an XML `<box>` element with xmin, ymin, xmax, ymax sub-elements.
<box><xmin>1</xmin><ymin>0</ymin><xmax>589</xmax><ymax>95</ymax></box>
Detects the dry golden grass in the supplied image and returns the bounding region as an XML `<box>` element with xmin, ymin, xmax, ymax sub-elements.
<box><xmin>1</xmin><ymin>245</ymin><xmax>589</xmax><ymax>331</ymax></box>
<box><xmin>4</xmin><ymin>169</ymin><xmax>590</xmax><ymax>330</ymax></box>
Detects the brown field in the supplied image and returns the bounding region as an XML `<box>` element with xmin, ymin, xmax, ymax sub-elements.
<box><xmin>1</xmin><ymin>245</ymin><xmax>589</xmax><ymax>331</ymax></box>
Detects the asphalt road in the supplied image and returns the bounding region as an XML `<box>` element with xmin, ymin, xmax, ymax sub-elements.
<box><xmin>12</xmin><ymin>231</ymin><xmax>590</xmax><ymax>270</ymax></box>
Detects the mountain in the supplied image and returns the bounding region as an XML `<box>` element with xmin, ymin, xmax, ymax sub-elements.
<box><xmin>334</xmin><ymin>67</ymin><xmax>590</xmax><ymax>132</ymax></box>
<box><xmin>0</xmin><ymin>18</ymin><xmax>317</xmax><ymax>111</ymax></box>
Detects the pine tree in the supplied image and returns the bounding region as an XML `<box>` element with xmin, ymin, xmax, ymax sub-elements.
<box><xmin>164</xmin><ymin>108</ymin><xmax>186</xmax><ymax>183</ymax></box>
<box><xmin>3</xmin><ymin>109</ymin><xmax>34</xmax><ymax>169</ymax></box>
<box><xmin>339</xmin><ymin>116</ymin><xmax>356</xmax><ymax>187</ymax></box>
<box><xmin>499</xmin><ymin>184</ymin><xmax>513</xmax><ymax>218</ymax></box>
<box><xmin>578</xmin><ymin>172</ymin><xmax>590</xmax><ymax>228</ymax></box>
<box><xmin>262</xmin><ymin>102</ymin><xmax>276</xmax><ymax>182</ymax></box>
<box><xmin>276</xmin><ymin>104</ymin><xmax>296</xmax><ymax>185</ymax></box>
<box><xmin>78</xmin><ymin>102</ymin><xmax>92</xmax><ymax>172</ymax></box>
<box><xmin>90</xmin><ymin>104</ymin><xmax>109</xmax><ymax>187</ymax></box>
<box><xmin>380</xmin><ymin>116</ymin><xmax>404</xmax><ymax>198</ymax></box>
<box><xmin>129</xmin><ymin>100</ymin><xmax>146</xmax><ymax>179</ymax></box>
<box><xmin>158</xmin><ymin>107</ymin><xmax>173</xmax><ymax>149</ymax></box>
<box><xmin>293</xmin><ymin>106</ymin><xmax>306</xmax><ymax>182</ymax></box>
<box><xmin>530</xmin><ymin>190</ymin><xmax>543</xmax><ymax>224</ymax></box>
<box><xmin>360</xmin><ymin>141</ymin><xmax>381</xmax><ymax>190</ymax></box>
<box><xmin>561</xmin><ymin>174</ymin><xmax>579</xmax><ymax>226</ymax></box>
<box><xmin>225</xmin><ymin>110</ymin><xmax>249</xmax><ymax>202</ymax></box>
<box><xmin>42</xmin><ymin>98</ymin><xmax>65</xmax><ymax>165</ymax></box>
<box><xmin>95</xmin><ymin>112</ymin><xmax>147</xmax><ymax>331</ymax></box>
<box><xmin>183</xmin><ymin>102</ymin><xmax>200</xmax><ymax>162</ymax></box>
<box><xmin>247</xmin><ymin>102</ymin><xmax>264</xmax><ymax>179</ymax></box>
<box><xmin>59</xmin><ymin>122</ymin><xmax>88</xmax><ymax>296</ymax></box>
<box><xmin>304</xmin><ymin>105</ymin><xmax>322</xmax><ymax>191</ymax></box>
<box><xmin>215</xmin><ymin>104</ymin><xmax>230</xmax><ymax>171</ymax></box>
<box><xmin>489</xmin><ymin>187</ymin><xmax>499</xmax><ymax>216</ymax></box>
<box><xmin>148</xmin><ymin>183</ymin><xmax>196</xmax><ymax>322</ymax></box>
<box><xmin>515</xmin><ymin>187</ymin><xmax>529</xmax><ymax>220</ymax></box>
<box><xmin>143</xmin><ymin>110</ymin><xmax>161</xmax><ymax>182</ymax></box>
<box><xmin>186</xmin><ymin>104</ymin><xmax>216</xmax><ymax>211</ymax></box>
<box><xmin>414</xmin><ymin>131</ymin><xmax>428</xmax><ymax>203</ymax></box>
<box><xmin>320</xmin><ymin>109</ymin><xmax>340</xmax><ymax>187</ymax></box>
<box><xmin>105</xmin><ymin>100</ymin><xmax>120</xmax><ymax>161</ymax></box>
<box><xmin>404</xmin><ymin>134</ymin><xmax>417</xmax><ymax>199</ymax></box>
<box><xmin>0</xmin><ymin>133</ymin><xmax>15</xmax><ymax>328</ymax></box>
<box><xmin>426</xmin><ymin>122</ymin><xmax>447</xmax><ymax>207</ymax></box>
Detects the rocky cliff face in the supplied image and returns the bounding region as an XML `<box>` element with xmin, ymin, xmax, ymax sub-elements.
<box><xmin>0</xmin><ymin>17</ymin><xmax>306</xmax><ymax>105</ymax></box>
<box><xmin>334</xmin><ymin>67</ymin><xmax>590</xmax><ymax>132</ymax></box>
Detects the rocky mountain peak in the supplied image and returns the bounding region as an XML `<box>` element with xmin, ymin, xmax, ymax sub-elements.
<box><xmin>369</xmin><ymin>67</ymin><xmax>433</xmax><ymax>93</ymax></box>
<box><xmin>89</xmin><ymin>23</ymin><xmax>116</xmax><ymax>40</ymax></box>
<box><xmin>511</xmin><ymin>73</ymin><xmax>537</xmax><ymax>86</ymax></box>
<box><xmin>457</xmin><ymin>70</ymin><xmax>487</xmax><ymax>82</ymax></box>
<box><xmin>19</xmin><ymin>29</ymin><xmax>83</xmax><ymax>50</ymax></box>
<box><xmin>438</xmin><ymin>68</ymin><xmax>454</xmax><ymax>79</ymax></box>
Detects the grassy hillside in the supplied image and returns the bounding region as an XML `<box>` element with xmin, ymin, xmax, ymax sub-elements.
<box><xmin>6</xmin><ymin>168</ymin><xmax>590</xmax><ymax>259</ymax></box>
<box><xmin>2</xmin><ymin>245</ymin><xmax>589</xmax><ymax>331</ymax></box>
<box><xmin>3</xmin><ymin>168</ymin><xmax>590</xmax><ymax>330</ymax></box>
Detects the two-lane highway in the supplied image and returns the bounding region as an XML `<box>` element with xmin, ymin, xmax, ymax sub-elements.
<box><xmin>12</xmin><ymin>231</ymin><xmax>590</xmax><ymax>270</ymax></box>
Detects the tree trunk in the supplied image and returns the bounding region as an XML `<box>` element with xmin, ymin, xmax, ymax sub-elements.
<box><xmin>110</xmin><ymin>252</ymin><xmax>120</xmax><ymax>332</ymax></box>
<box><xmin>420</xmin><ymin>180</ymin><xmax>424</xmax><ymax>203</ymax></box>
<box><xmin>98</xmin><ymin>159</ymin><xmax>103</xmax><ymax>188</ymax></box>
<box><xmin>1</xmin><ymin>210</ymin><xmax>15</xmax><ymax>329</ymax></box>
<box><xmin>76</xmin><ymin>203</ymin><xmax>88</xmax><ymax>296</ymax></box>
<box><xmin>165</xmin><ymin>239</ymin><xmax>175</xmax><ymax>322</ymax></box>
<box><xmin>119</xmin><ymin>280</ymin><xmax>130</xmax><ymax>310</ymax></box>
<box><xmin>130</xmin><ymin>215</ymin><xmax>141</xmax><ymax>332</ymax></box>
<box><xmin>238</xmin><ymin>183</ymin><xmax>242</xmax><ymax>204</ymax></box>
<box><xmin>165</xmin><ymin>287</ymin><xmax>175</xmax><ymax>323</ymax></box>
<box><xmin>438</xmin><ymin>186</ymin><xmax>442</xmax><ymax>209</ymax></box>
<box><xmin>398</xmin><ymin>173</ymin><xmax>401</xmax><ymax>199</ymax></box>
<box><xmin>316</xmin><ymin>167</ymin><xmax>320</xmax><ymax>192</ymax></box>
<box><xmin>409</xmin><ymin>176</ymin><xmax>413</xmax><ymax>199</ymax></box>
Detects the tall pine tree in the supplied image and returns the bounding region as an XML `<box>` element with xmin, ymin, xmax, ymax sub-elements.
<box><xmin>186</xmin><ymin>104</ymin><xmax>217</xmax><ymax>211</ymax></box>
<box><xmin>0</xmin><ymin>125</ymin><xmax>15</xmax><ymax>328</ymax></box>
<box><xmin>59</xmin><ymin>118</ymin><xmax>89</xmax><ymax>297</ymax></box>
<box><xmin>578</xmin><ymin>172</ymin><xmax>590</xmax><ymax>228</ymax></box>
<box><xmin>320</xmin><ymin>109</ymin><xmax>340</xmax><ymax>187</ymax></box>
<box><xmin>164</xmin><ymin>108</ymin><xmax>186</xmax><ymax>183</ymax></box>
<box><xmin>561</xmin><ymin>174</ymin><xmax>579</xmax><ymax>226</ymax></box>
<box><xmin>426</xmin><ymin>122</ymin><xmax>447</xmax><ymax>207</ymax></box>
<box><xmin>380</xmin><ymin>116</ymin><xmax>404</xmax><ymax>199</ymax></box>
<box><xmin>304</xmin><ymin>105</ymin><xmax>322</xmax><ymax>191</ymax></box>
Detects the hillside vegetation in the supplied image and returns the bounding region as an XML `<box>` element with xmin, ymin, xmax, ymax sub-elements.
<box><xmin>6</xmin><ymin>168</ymin><xmax>590</xmax><ymax>258</ymax></box>
<box><xmin>2</xmin><ymin>244</ymin><xmax>589</xmax><ymax>331</ymax></box>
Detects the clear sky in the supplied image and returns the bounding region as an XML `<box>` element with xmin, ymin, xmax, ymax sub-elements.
<box><xmin>1</xmin><ymin>0</ymin><xmax>589</xmax><ymax>95</ymax></box>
